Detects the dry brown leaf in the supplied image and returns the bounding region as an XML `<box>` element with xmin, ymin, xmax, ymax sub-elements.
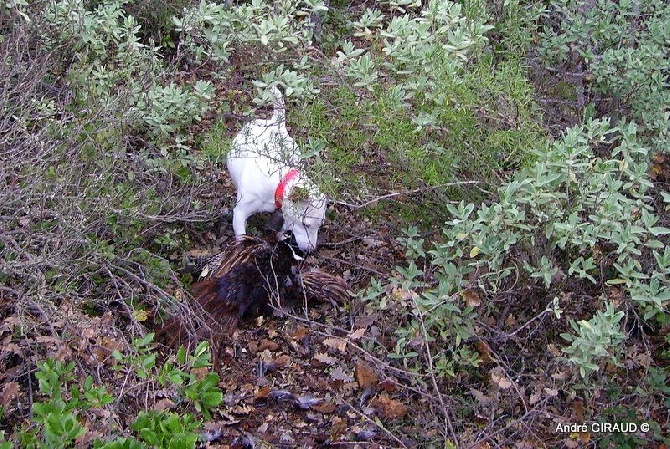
<box><xmin>578</xmin><ymin>433</ymin><xmax>592</xmax><ymax>444</ymax></box>
<box><xmin>314</xmin><ymin>352</ymin><xmax>338</xmax><ymax>365</ymax></box>
<box><xmin>313</xmin><ymin>401</ymin><xmax>336</xmax><ymax>414</ymax></box>
<box><xmin>323</xmin><ymin>337</ymin><xmax>347</xmax><ymax>353</ymax></box>
<box><xmin>330</xmin><ymin>416</ymin><xmax>347</xmax><ymax>439</ymax></box>
<box><xmin>564</xmin><ymin>438</ymin><xmax>579</xmax><ymax>449</ymax></box>
<box><xmin>1</xmin><ymin>342</ymin><xmax>23</xmax><ymax>357</ymax></box>
<box><xmin>231</xmin><ymin>404</ymin><xmax>254</xmax><ymax>415</ymax></box>
<box><xmin>35</xmin><ymin>335</ymin><xmax>61</xmax><ymax>344</ymax></box>
<box><xmin>81</xmin><ymin>327</ymin><xmax>96</xmax><ymax>339</ymax></box>
<box><xmin>258</xmin><ymin>339</ymin><xmax>279</xmax><ymax>351</ymax></box>
<box><xmin>548</xmin><ymin>343</ymin><xmax>562</xmax><ymax>357</ymax></box>
<box><xmin>544</xmin><ymin>387</ymin><xmax>558</xmax><ymax>397</ymax></box>
<box><xmin>474</xmin><ymin>340</ymin><xmax>492</xmax><ymax>362</ymax></box>
<box><xmin>289</xmin><ymin>326</ymin><xmax>309</xmax><ymax>340</ymax></box>
<box><xmin>75</xmin><ymin>429</ymin><xmax>104</xmax><ymax>449</ymax></box>
<box><xmin>370</xmin><ymin>394</ymin><xmax>408</xmax><ymax>420</ymax></box>
<box><xmin>348</xmin><ymin>328</ymin><xmax>366</xmax><ymax>340</ymax></box>
<box><xmin>330</xmin><ymin>367</ymin><xmax>354</xmax><ymax>382</ymax></box>
<box><xmin>153</xmin><ymin>398</ymin><xmax>175</xmax><ymax>412</ymax></box>
<box><xmin>191</xmin><ymin>366</ymin><xmax>209</xmax><ymax>380</ymax></box>
<box><xmin>379</xmin><ymin>379</ymin><xmax>397</xmax><ymax>393</ymax></box>
<box><xmin>273</xmin><ymin>354</ymin><xmax>290</xmax><ymax>368</ymax></box>
<box><xmin>255</xmin><ymin>385</ymin><xmax>272</xmax><ymax>399</ymax></box>
<box><xmin>529</xmin><ymin>388</ymin><xmax>542</xmax><ymax>405</ymax></box>
<box><xmin>355</xmin><ymin>360</ymin><xmax>378</xmax><ymax>389</ymax></box>
<box><xmin>0</xmin><ymin>381</ymin><xmax>19</xmax><ymax>408</ymax></box>
<box><xmin>490</xmin><ymin>367</ymin><xmax>512</xmax><ymax>389</ymax></box>
<box><xmin>571</xmin><ymin>398</ymin><xmax>585</xmax><ymax>422</ymax></box>
<box><xmin>101</xmin><ymin>336</ymin><xmax>124</xmax><ymax>352</ymax></box>
<box><xmin>470</xmin><ymin>388</ymin><xmax>493</xmax><ymax>405</ymax></box>
<box><xmin>461</xmin><ymin>289</ymin><xmax>481</xmax><ymax>307</ymax></box>
<box><xmin>354</xmin><ymin>314</ymin><xmax>378</xmax><ymax>329</ymax></box>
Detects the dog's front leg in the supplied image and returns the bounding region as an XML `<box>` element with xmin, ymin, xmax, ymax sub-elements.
<box><xmin>231</xmin><ymin>204</ymin><xmax>251</xmax><ymax>239</ymax></box>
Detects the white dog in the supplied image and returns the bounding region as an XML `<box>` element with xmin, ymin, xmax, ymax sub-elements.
<box><xmin>227</xmin><ymin>86</ymin><xmax>327</xmax><ymax>252</ymax></box>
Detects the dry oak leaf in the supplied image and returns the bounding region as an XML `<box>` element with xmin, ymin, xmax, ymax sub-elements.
<box><xmin>330</xmin><ymin>366</ymin><xmax>354</xmax><ymax>382</ymax></box>
<box><xmin>490</xmin><ymin>367</ymin><xmax>512</xmax><ymax>389</ymax></box>
<box><xmin>370</xmin><ymin>394</ymin><xmax>408</xmax><ymax>420</ymax></box>
<box><xmin>330</xmin><ymin>416</ymin><xmax>347</xmax><ymax>440</ymax></box>
<box><xmin>355</xmin><ymin>360</ymin><xmax>378</xmax><ymax>389</ymax></box>
<box><xmin>0</xmin><ymin>381</ymin><xmax>19</xmax><ymax>408</ymax></box>
<box><xmin>469</xmin><ymin>388</ymin><xmax>494</xmax><ymax>406</ymax></box>
<box><xmin>323</xmin><ymin>337</ymin><xmax>347</xmax><ymax>353</ymax></box>
<box><xmin>313</xmin><ymin>352</ymin><xmax>338</xmax><ymax>366</ymax></box>
<box><xmin>379</xmin><ymin>379</ymin><xmax>397</xmax><ymax>393</ymax></box>
<box><xmin>461</xmin><ymin>289</ymin><xmax>481</xmax><ymax>307</ymax></box>
<box><xmin>255</xmin><ymin>385</ymin><xmax>272</xmax><ymax>400</ymax></box>
<box><xmin>288</xmin><ymin>326</ymin><xmax>309</xmax><ymax>340</ymax></box>
<box><xmin>258</xmin><ymin>338</ymin><xmax>279</xmax><ymax>352</ymax></box>
<box><xmin>153</xmin><ymin>398</ymin><xmax>175</xmax><ymax>412</ymax></box>
<box><xmin>474</xmin><ymin>340</ymin><xmax>493</xmax><ymax>363</ymax></box>
<box><xmin>312</xmin><ymin>400</ymin><xmax>336</xmax><ymax>414</ymax></box>
<box><xmin>348</xmin><ymin>328</ymin><xmax>366</xmax><ymax>340</ymax></box>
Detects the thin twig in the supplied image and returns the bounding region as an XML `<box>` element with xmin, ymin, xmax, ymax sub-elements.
<box><xmin>416</xmin><ymin>308</ymin><xmax>459</xmax><ymax>447</ymax></box>
<box><xmin>333</xmin><ymin>181</ymin><xmax>480</xmax><ymax>209</ymax></box>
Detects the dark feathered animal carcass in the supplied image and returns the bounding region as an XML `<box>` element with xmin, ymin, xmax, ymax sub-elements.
<box><xmin>158</xmin><ymin>236</ymin><xmax>350</xmax><ymax>348</ymax></box>
<box><xmin>158</xmin><ymin>236</ymin><xmax>299</xmax><ymax>347</ymax></box>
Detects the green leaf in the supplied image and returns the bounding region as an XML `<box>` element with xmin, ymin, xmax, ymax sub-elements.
<box><xmin>649</xmin><ymin>226</ymin><xmax>670</xmax><ymax>236</ymax></box>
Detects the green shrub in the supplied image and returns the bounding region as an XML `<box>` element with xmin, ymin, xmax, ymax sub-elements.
<box><xmin>366</xmin><ymin>118</ymin><xmax>669</xmax><ymax>379</ymax></box>
<box><xmin>174</xmin><ymin>0</ymin><xmax>328</xmax><ymax>63</ymax></box>
<box><xmin>560</xmin><ymin>301</ymin><xmax>625</xmax><ymax>377</ymax></box>
<box><xmin>44</xmin><ymin>0</ymin><xmax>215</xmax><ymax>139</ymax></box>
<box><xmin>539</xmin><ymin>0</ymin><xmax>670</xmax><ymax>153</ymax></box>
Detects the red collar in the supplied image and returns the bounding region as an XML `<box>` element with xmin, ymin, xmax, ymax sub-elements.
<box><xmin>274</xmin><ymin>168</ymin><xmax>300</xmax><ymax>209</ymax></box>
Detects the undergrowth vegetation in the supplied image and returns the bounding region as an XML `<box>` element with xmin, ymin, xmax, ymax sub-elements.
<box><xmin>1</xmin><ymin>0</ymin><xmax>668</xmax><ymax>447</ymax></box>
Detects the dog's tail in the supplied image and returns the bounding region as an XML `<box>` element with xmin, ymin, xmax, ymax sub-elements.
<box><xmin>270</xmin><ymin>85</ymin><xmax>286</xmax><ymax>124</ymax></box>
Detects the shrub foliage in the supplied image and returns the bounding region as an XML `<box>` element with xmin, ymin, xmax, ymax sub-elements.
<box><xmin>1</xmin><ymin>0</ymin><xmax>668</xmax><ymax>447</ymax></box>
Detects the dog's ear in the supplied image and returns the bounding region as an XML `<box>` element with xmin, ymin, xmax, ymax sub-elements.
<box><xmin>288</xmin><ymin>185</ymin><xmax>310</xmax><ymax>203</ymax></box>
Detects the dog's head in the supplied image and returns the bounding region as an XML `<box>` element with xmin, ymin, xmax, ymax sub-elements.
<box><xmin>279</xmin><ymin>181</ymin><xmax>327</xmax><ymax>253</ymax></box>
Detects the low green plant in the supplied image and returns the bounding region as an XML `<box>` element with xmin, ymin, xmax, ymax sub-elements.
<box><xmin>174</xmin><ymin>0</ymin><xmax>327</xmax><ymax>64</ymax></box>
<box><xmin>113</xmin><ymin>335</ymin><xmax>223</xmax><ymax>419</ymax></box>
<box><xmin>123</xmin><ymin>0</ymin><xmax>191</xmax><ymax>48</ymax></box>
<box><xmin>19</xmin><ymin>360</ymin><xmax>113</xmax><ymax>449</ymax></box>
<box><xmin>12</xmin><ymin>338</ymin><xmax>221</xmax><ymax>448</ymax></box>
<box><xmin>157</xmin><ymin>342</ymin><xmax>224</xmax><ymax>420</ymax></box>
<box><xmin>128</xmin><ymin>411</ymin><xmax>200</xmax><ymax>449</ymax></box>
<box><xmin>44</xmin><ymin>0</ymin><xmax>215</xmax><ymax>139</ymax></box>
<box><xmin>139</xmin><ymin>81</ymin><xmax>215</xmax><ymax>137</ymax></box>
